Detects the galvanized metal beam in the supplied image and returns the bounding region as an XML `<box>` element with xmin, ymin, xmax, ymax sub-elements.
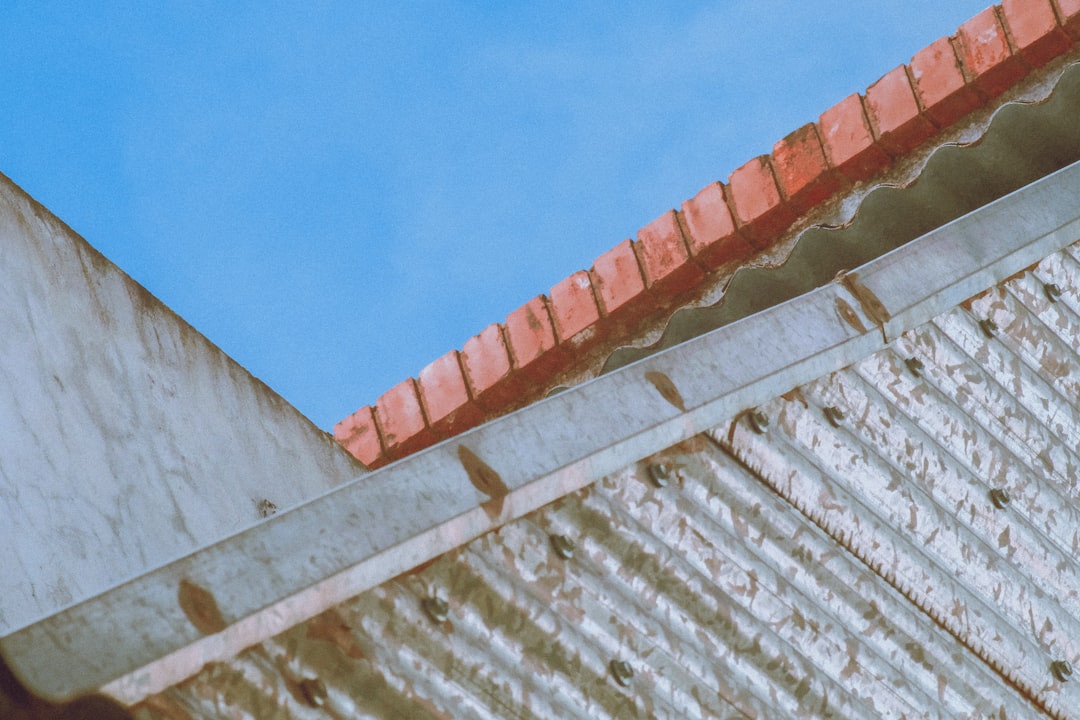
<box><xmin>4</xmin><ymin>159</ymin><xmax>1080</xmax><ymax>706</ymax></box>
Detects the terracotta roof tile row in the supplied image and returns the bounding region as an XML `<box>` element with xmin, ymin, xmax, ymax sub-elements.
<box><xmin>334</xmin><ymin>0</ymin><xmax>1080</xmax><ymax>469</ymax></box>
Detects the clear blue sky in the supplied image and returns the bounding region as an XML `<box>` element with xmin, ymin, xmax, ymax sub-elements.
<box><xmin>1</xmin><ymin>1</ymin><xmax>992</xmax><ymax>431</ymax></box>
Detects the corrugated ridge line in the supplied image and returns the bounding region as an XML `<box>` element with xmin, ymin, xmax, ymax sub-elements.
<box><xmin>712</xmin><ymin>421</ymin><xmax>1062</xmax><ymax>718</ymax></box>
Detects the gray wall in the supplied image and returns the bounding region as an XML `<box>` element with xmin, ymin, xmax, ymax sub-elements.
<box><xmin>0</xmin><ymin>173</ymin><xmax>366</xmax><ymax>634</ymax></box>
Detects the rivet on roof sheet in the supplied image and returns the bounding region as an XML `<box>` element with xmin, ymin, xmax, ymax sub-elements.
<box><xmin>904</xmin><ymin>357</ymin><xmax>925</xmax><ymax>378</ymax></box>
<box><xmin>746</xmin><ymin>408</ymin><xmax>769</xmax><ymax>434</ymax></box>
<box><xmin>609</xmin><ymin>659</ymin><xmax>634</xmax><ymax>687</ymax></box>
<box><xmin>979</xmin><ymin>318</ymin><xmax>999</xmax><ymax>338</ymax></box>
<box><xmin>299</xmin><ymin>677</ymin><xmax>328</xmax><ymax>707</ymax></box>
<box><xmin>549</xmin><ymin>534</ymin><xmax>576</xmax><ymax>560</ymax></box>
<box><xmin>1052</xmin><ymin>659</ymin><xmax>1073</xmax><ymax>683</ymax></box>
<box><xmin>823</xmin><ymin>406</ymin><xmax>845</xmax><ymax>427</ymax></box>
<box><xmin>989</xmin><ymin>487</ymin><xmax>1011</xmax><ymax>510</ymax></box>
<box><xmin>1045</xmin><ymin>282</ymin><xmax>1063</xmax><ymax>302</ymax></box>
<box><xmin>647</xmin><ymin>463</ymin><xmax>672</xmax><ymax>488</ymax></box>
<box><xmin>422</xmin><ymin>596</ymin><xmax>449</xmax><ymax>624</ymax></box>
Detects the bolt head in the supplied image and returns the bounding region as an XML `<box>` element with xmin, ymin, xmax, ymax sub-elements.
<box><xmin>610</xmin><ymin>659</ymin><xmax>634</xmax><ymax>686</ymax></box>
<box><xmin>648</xmin><ymin>463</ymin><xmax>671</xmax><ymax>488</ymax></box>
<box><xmin>747</xmin><ymin>409</ymin><xmax>769</xmax><ymax>434</ymax></box>
<box><xmin>1045</xmin><ymin>283</ymin><xmax>1063</xmax><ymax>303</ymax></box>
<box><xmin>423</xmin><ymin>596</ymin><xmax>449</xmax><ymax>624</ymax></box>
<box><xmin>550</xmin><ymin>534</ymin><xmax>576</xmax><ymax>559</ymax></box>
<box><xmin>1052</xmin><ymin>659</ymin><xmax>1073</xmax><ymax>682</ymax></box>
<box><xmin>824</xmin><ymin>406</ymin><xmax>845</xmax><ymax>427</ymax></box>
<box><xmin>905</xmin><ymin>357</ymin><xmax>925</xmax><ymax>378</ymax></box>
<box><xmin>989</xmin><ymin>487</ymin><xmax>1011</xmax><ymax>510</ymax></box>
<box><xmin>299</xmin><ymin>677</ymin><xmax>327</xmax><ymax>707</ymax></box>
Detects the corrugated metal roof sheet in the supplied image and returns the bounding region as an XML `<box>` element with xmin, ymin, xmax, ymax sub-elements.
<box><xmin>120</xmin><ymin>162</ymin><xmax>1080</xmax><ymax>717</ymax></box>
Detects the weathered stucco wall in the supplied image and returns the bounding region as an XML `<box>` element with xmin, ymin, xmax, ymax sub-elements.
<box><xmin>0</xmin><ymin>173</ymin><xmax>366</xmax><ymax>635</ymax></box>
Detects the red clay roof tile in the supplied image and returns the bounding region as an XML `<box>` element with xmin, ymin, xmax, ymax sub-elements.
<box><xmin>333</xmin><ymin>405</ymin><xmax>386</xmax><ymax>469</ymax></box>
<box><xmin>956</xmin><ymin>6</ymin><xmax>1030</xmax><ymax>97</ymax></box>
<box><xmin>771</xmin><ymin>123</ymin><xmax>842</xmax><ymax>214</ymax></box>
<box><xmin>727</xmin><ymin>155</ymin><xmax>795</xmax><ymax>243</ymax></box>
<box><xmin>590</xmin><ymin>239</ymin><xmax>648</xmax><ymax>318</ymax></box>
<box><xmin>637</xmin><ymin>210</ymin><xmax>704</xmax><ymax>296</ymax></box>
<box><xmin>864</xmin><ymin>65</ymin><xmax>936</xmax><ymax>155</ymax></box>
<box><xmin>1057</xmin><ymin>0</ymin><xmax>1080</xmax><ymax>39</ymax></box>
<box><xmin>461</xmin><ymin>323</ymin><xmax>520</xmax><ymax>410</ymax></box>
<box><xmin>680</xmin><ymin>182</ymin><xmax>754</xmax><ymax>270</ymax></box>
<box><xmin>549</xmin><ymin>271</ymin><xmax>601</xmax><ymax>343</ymax></box>
<box><xmin>909</xmin><ymin>37</ymin><xmax>983</xmax><ymax>128</ymax></box>
<box><xmin>505</xmin><ymin>295</ymin><xmax>562</xmax><ymax>379</ymax></box>
<box><xmin>818</xmin><ymin>93</ymin><xmax>890</xmax><ymax>180</ymax></box>
<box><xmin>375</xmin><ymin>378</ymin><xmax>432</xmax><ymax>456</ymax></box>
<box><xmin>417</xmin><ymin>350</ymin><xmax>481</xmax><ymax>435</ymax></box>
<box><xmin>1002</xmin><ymin>0</ymin><xmax>1073</xmax><ymax>67</ymax></box>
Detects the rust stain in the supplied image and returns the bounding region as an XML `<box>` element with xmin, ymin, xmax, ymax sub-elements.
<box><xmin>667</xmin><ymin>434</ymin><xmax>711</xmax><ymax>453</ymax></box>
<box><xmin>306</xmin><ymin>609</ymin><xmax>366</xmax><ymax>660</ymax></box>
<box><xmin>781</xmin><ymin>387</ymin><xmax>809</xmax><ymax>408</ymax></box>
<box><xmin>178</xmin><ymin>579</ymin><xmax>226</xmax><ymax>636</ymax></box>
<box><xmin>834</xmin><ymin>297</ymin><xmax>868</xmax><ymax>334</ymax></box>
<box><xmin>645</xmin><ymin>371</ymin><xmax>686</xmax><ymax>411</ymax></box>
<box><xmin>458</xmin><ymin>445</ymin><xmax>509</xmax><ymax>520</ymax></box>
<box><xmin>837</xmin><ymin>270</ymin><xmax>891</xmax><ymax>324</ymax></box>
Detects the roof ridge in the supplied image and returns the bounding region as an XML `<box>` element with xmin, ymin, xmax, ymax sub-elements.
<box><xmin>335</xmin><ymin>0</ymin><xmax>1080</xmax><ymax>469</ymax></box>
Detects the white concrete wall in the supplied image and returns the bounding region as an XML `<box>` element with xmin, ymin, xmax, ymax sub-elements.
<box><xmin>0</xmin><ymin>173</ymin><xmax>366</xmax><ymax>634</ymax></box>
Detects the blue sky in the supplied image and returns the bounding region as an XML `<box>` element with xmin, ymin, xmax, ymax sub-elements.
<box><xmin>1</xmin><ymin>1</ymin><xmax>992</xmax><ymax>431</ymax></box>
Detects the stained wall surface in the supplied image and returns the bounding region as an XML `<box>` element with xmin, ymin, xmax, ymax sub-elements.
<box><xmin>0</xmin><ymin>174</ymin><xmax>365</xmax><ymax>635</ymax></box>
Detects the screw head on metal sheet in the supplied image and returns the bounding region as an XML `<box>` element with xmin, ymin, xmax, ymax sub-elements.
<box><xmin>1045</xmin><ymin>282</ymin><xmax>1063</xmax><ymax>303</ymax></box>
<box><xmin>979</xmin><ymin>318</ymin><xmax>999</xmax><ymax>338</ymax></box>
<box><xmin>610</xmin><ymin>659</ymin><xmax>634</xmax><ymax>687</ymax></box>
<box><xmin>1052</xmin><ymin>660</ymin><xmax>1073</xmax><ymax>682</ymax></box>
<box><xmin>823</xmin><ymin>406</ymin><xmax>845</xmax><ymax>427</ymax></box>
<box><xmin>299</xmin><ymin>677</ymin><xmax>328</xmax><ymax>707</ymax></box>
<box><xmin>989</xmin><ymin>487</ymin><xmax>1011</xmax><ymax>510</ymax></box>
<box><xmin>747</xmin><ymin>409</ymin><xmax>769</xmax><ymax>434</ymax></box>
<box><xmin>905</xmin><ymin>357</ymin><xmax>925</xmax><ymax>378</ymax></box>
<box><xmin>648</xmin><ymin>463</ymin><xmax>671</xmax><ymax>488</ymax></box>
<box><xmin>423</xmin><ymin>596</ymin><xmax>449</xmax><ymax>624</ymax></box>
<box><xmin>550</xmin><ymin>534</ymin><xmax>576</xmax><ymax>560</ymax></box>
